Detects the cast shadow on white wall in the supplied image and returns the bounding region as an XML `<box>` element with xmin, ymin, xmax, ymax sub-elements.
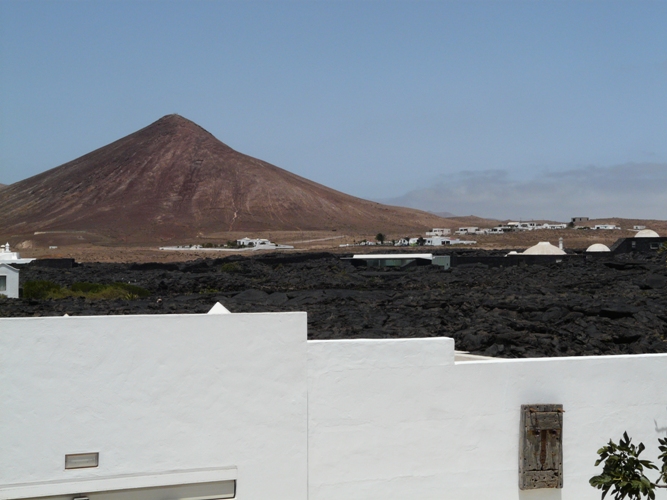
<box><xmin>519</xmin><ymin>489</ymin><xmax>562</xmax><ymax>500</ymax></box>
<box><xmin>654</xmin><ymin>406</ymin><xmax>667</xmax><ymax>435</ymax></box>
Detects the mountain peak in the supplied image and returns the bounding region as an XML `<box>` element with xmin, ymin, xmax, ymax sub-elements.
<box><xmin>0</xmin><ymin>116</ymin><xmax>448</xmax><ymax>243</ymax></box>
<box><xmin>142</xmin><ymin>114</ymin><xmax>218</xmax><ymax>141</ymax></box>
<box><xmin>154</xmin><ymin>113</ymin><xmax>198</xmax><ymax>127</ymax></box>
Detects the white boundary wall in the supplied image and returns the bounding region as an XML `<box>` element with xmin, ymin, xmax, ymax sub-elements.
<box><xmin>2</xmin><ymin>313</ymin><xmax>667</xmax><ymax>500</ymax></box>
<box><xmin>0</xmin><ymin>313</ymin><xmax>308</xmax><ymax>500</ymax></box>
<box><xmin>307</xmin><ymin>338</ymin><xmax>667</xmax><ymax>500</ymax></box>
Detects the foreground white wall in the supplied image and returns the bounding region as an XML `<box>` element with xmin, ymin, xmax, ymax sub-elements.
<box><xmin>3</xmin><ymin>312</ymin><xmax>666</xmax><ymax>500</ymax></box>
<box><xmin>308</xmin><ymin>339</ymin><xmax>667</xmax><ymax>500</ymax></box>
<box><xmin>0</xmin><ymin>313</ymin><xmax>308</xmax><ymax>500</ymax></box>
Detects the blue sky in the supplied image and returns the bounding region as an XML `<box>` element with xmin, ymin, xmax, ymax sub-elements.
<box><xmin>1</xmin><ymin>1</ymin><xmax>666</xmax><ymax>220</ymax></box>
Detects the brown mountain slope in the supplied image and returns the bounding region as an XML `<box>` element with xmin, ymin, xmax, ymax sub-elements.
<box><xmin>0</xmin><ymin>115</ymin><xmax>449</xmax><ymax>243</ymax></box>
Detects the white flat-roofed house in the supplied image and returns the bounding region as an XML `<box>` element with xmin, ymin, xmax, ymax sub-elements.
<box><xmin>594</xmin><ymin>224</ymin><xmax>620</xmax><ymax>230</ymax></box>
<box><xmin>424</xmin><ymin>236</ymin><xmax>451</xmax><ymax>246</ymax></box>
<box><xmin>237</xmin><ymin>237</ymin><xmax>272</xmax><ymax>247</ymax></box>
<box><xmin>0</xmin><ymin>263</ymin><xmax>19</xmax><ymax>299</ymax></box>
<box><xmin>0</xmin><ymin>242</ymin><xmax>35</xmax><ymax>264</ymax></box>
<box><xmin>455</xmin><ymin>227</ymin><xmax>478</xmax><ymax>235</ymax></box>
<box><xmin>425</xmin><ymin>228</ymin><xmax>451</xmax><ymax>236</ymax></box>
<box><xmin>233</xmin><ymin>238</ymin><xmax>294</xmax><ymax>251</ymax></box>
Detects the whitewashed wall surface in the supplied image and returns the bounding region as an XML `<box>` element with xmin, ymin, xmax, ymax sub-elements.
<box><xmin>2</xmin><ymin>312</ymin><xmax>666</xmax><ymax>500</ymax></box>
<box><xmin>0</xmin><ymin>313</ymin><xmax>308</xmax><ymax>500</ymax></box>
<box><xmin>308</xmin><ymin>339</ymin><xmax>667</xmax><ymax>500</ymax></box>
<box><xmin>0</xmin><ymin>264</ymin><xmax>19</xmax><ymax>298</ymax></box>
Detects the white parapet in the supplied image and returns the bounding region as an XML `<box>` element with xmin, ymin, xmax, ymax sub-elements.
<box><xmin>0</xmin><ymin>312</ymin><xmax>308</xmax><ymax>500</ymax></box>
<box><xmin>208</xmin><ymin>302</ymin><xmax>232</xmax><ymax>314</ymax></box>
<box><xmin>2</xmin><ymin>312</ymin><xmax>667</xmax><ymax>500</ymax></box>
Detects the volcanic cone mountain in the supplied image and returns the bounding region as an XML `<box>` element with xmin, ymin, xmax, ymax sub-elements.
<box><xmin>0</xmin><ymin>115</ymin><xmax>448</xmax><ymax>242</ymax></box>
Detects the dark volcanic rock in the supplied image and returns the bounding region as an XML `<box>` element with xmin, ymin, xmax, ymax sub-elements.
<box><xmin>2</xmin><ymin>251</ymin><xmax>667</xmax><ymax>359</ymax></box>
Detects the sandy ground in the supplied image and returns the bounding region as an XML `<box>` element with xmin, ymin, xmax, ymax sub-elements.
<box><xmin>10</xmin><ymin>218</ymin><xmax>665</xmax><ymax>263</ymax></box>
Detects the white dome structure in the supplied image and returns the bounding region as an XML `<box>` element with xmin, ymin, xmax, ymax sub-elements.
<box><xmin>635</xmin><ymin>229</ymin><xmax>659</xmax><ymax>238</ymax></box>
<box><xmin>522</xmin><ymin>241</ymin><xmax>566</xmax><ymax>255</ymax></box>
<box><xmin>586</xmin><ymin>243</ymin><xmax>611</xmax><ymax>252</ymax></box>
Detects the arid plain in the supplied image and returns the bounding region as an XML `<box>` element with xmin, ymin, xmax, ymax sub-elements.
<box><xmin>6</xmin><ymin>217</ymin><xmax>665</xmax><ymax>263</ymax></box>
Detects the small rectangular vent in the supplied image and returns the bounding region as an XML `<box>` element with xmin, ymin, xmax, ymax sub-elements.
<box><xmin>65</xmin><ymin>452</ymin><xmax>99</xmax><ymax>469</ymax></box>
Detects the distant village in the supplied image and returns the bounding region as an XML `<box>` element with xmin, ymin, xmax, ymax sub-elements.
<box><xmin>160</xmin><ymin>238</ymin><xmax>295</xmax><ymax>252</ymax></box>
<box><xmin>153</xmin><ymin>218</ymin><xmax>657</xmax><ymax>252</ymax></box>
<box><xmin>341</xmin><ymin>217</ymin><xmax>646</xmax><ymax>248</ymax></box>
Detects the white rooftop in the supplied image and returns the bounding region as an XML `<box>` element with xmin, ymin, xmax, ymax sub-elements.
<box><xmin>635</xmin><ymin>229</ymin><xmax>660</xmax><ymax>238</ymax></box>
<box><xmin>586</xmin><ymin>243</ymin><xmax>611</xmax><ymax>252</ymax></box>
<box><xmin>352</xmin><ymin>254</ymin><xmax>433</xmax><ymax>260</ymax></box>
<box><xmin>522</xmin><ymin>241</ymin><xmax>566</xmax><ymax>255</ymax></box>
<box><xmin>0</xmin><ymin>242</ymin><xmax>35</xmax><ymax>264</ymax></box>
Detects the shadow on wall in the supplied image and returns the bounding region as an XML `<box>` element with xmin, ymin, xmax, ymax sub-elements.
<box><xmin>519</xmin><ymin>489</ymin><xmax>562</xmax><ymax>500</ymax></box>
<box><xmin>655</xmin><ymin>406</ymin><xmax>667</xmax><ymax>434</ymax></box>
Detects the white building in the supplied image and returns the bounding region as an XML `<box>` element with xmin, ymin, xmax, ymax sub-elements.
<box><xmin>586</xmin><ymin>243</ymin><xmax>611</xmax><ymax>253</ymax></box>
<box><xmin>635</xmin><ymin>229</ymin><xmax>660</xmax><ymax>238</ymax></box>
<box><xmin>455</xmin><ymin>227</ymin><xmax>478</xmax><ymax>235</ymax></box>
<box><xmin>237</xmin><ymin>237</ymin><xmax>272</xmax><ymax>247</ymax></box>
<box><xmin>425</xmin><ymin>228</ymin><xmax>451</xmax><ymax>236</ymax></box>
<box><xmin>0</xmin><ymin>263</ymin><xmax>19</xmax><ymax>298</ymax></box>
<box><xmin>424</xmin><ymin>236</ymin><xmax>450</xmax><ymax>246</ymax></box>
<box><xmin>522</xmin><ymin>241</ymin><xmax>566</xmax><ymax>255</ymax></box>
<box><xmin>0</xmin><ymin>242</ymin><xmax>35</xmax><ymax>264</ymax></box>
<box><xmin>1</xmin><ymin>311</ymin><xmax>666</xmax><ymax>500</ymax></box>
<box><xmin>593</xmin><ymin>224</ymin><xmax>620</xmax><ymax>230</ymax></box>
<box><xmin>234</xmin><ymin>238</ymin><xmax>294</xmax><ymax>250</ymax></box>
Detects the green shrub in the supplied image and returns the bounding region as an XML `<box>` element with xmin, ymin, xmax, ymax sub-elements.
<box><xmin>112</xmin><ymin>283</ymin><xmax>150</xmax><ymax>298</ymax></box>
<box><xmin>23</xmin><ymin>281</ymin><xmax>65</xmax><ymax>299</ymax></box>
<box><xmin>219</xmin><ymin>262</ymin><xmax>240</xmax><ymax>273</ymax></box>
<box><xmin>71</xmin><ymin>282</ymin><xmax>105</xmax><ymax>294</ymax></box>
<box><xmin>591</xmin><ymin>432</ymin><xmax>667</xmax><ymax>499</ymax></box>
<box><xmin>24</xmin><ymin>281</ymin><xmax>150</xmax><ymax>301</ymax></box>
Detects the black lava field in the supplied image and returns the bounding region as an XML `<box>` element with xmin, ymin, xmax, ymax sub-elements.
<box><xmin>2</xmin><ymin>251</ymin><xmax>667</xmax><ymax>358</ymax></box>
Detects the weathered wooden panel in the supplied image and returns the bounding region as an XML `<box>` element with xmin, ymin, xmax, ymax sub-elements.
<box><xmin>519</xmin><ymin>404</ymin><xmax>563</xmax><ymax>490</ymax></box>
